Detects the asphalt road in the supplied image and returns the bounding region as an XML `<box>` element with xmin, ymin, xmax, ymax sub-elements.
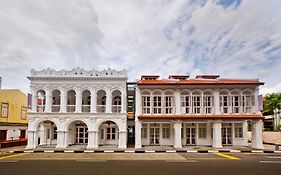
<box><xmin>0</xmin><ymin>153</ymin><xmax>280</xmax><ymax>175</ymax></box>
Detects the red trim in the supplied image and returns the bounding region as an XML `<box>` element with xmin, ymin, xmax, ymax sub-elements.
<box><xmin>138</xmin><ymin>114</ymin><xmax>263</xmax><ymax>120</ymax></box>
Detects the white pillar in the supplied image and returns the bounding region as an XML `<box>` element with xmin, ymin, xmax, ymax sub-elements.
<box><xmin>173</xmin><ymin>121</ymin><xmax>182</xmax><ymax>148</ymax></box>
<box><xmin>26</xmin><ymin>131</ymin><xmax>36</xmax><ymax>149</ymax></box>
<box><xmin>87</xmin><ymin>131</ymin><xmax>98</xmax><ymax>149</ymax></box>
<box><xmin>254</xmin><ymin>87</ymin><xmax>260</xmax><ymax>113</ymax></box>
<box><xmin>75</xmin><ymin>88</ymin><xmax>82</xmax><ymax>113</ymax></box>
<box><xmin>39</xmin><ymin>124</ymin><xmax>46</xmax><ymax>145</ymax></box>
<box><xmin>174</xmin><ymin>90</ymin><xmax>181</xmax><ymax>115</ymax></box>
<box><xmin>242</xmin><ymin>120</ymin><xmax>248</xmax><ymax>146</ymax></box>
<box><xmin>118</xmin><ymin>131</ymin><xmax>127</xmax><ymax>148</ymax></box>
<box><xmin>106</xmin><ymin>89</ymin><xmax>112</xmax><ymax>113</ymax></box>
<box><xmin>56</xmin><ymin>131</ymin><xmax>67</xmax><ymax>148</ymax></box>
<box><xmin>135</xmin><ymin>87</ymin><xmax>141</xmax><ymax>115</ymax></box>
<box><xmin>90</xmin><ymin>89</ymin><xmax>97</xmax><ymax>113</ymax></box>
<box><xmin>212</xmin><ymin>121</ymin><xmax>223</xmax><ymax>148</ymax></box>
<box><xmin>213</xmin><ymin>89</ymin><xmax>220</xmax><ymax>114</ymax></box>
<box><xmin>121</xmin><ymin>93</ymin><xmax>126</xmax><ymax>113</ymax></box>
<box><xmin>60</xmin><ymin>89</ymin><xmax>67</xmax><ymax>113</ymax></box>
<box><xmin>45</xmin><ymin>89</ymin><xmax>51</xmax><ymax>113</ymax></box>
<box><xmin>135</xmin><ymin>120</ymin><xmax>142</xmax><ymax>148</ymax></box>
<box><xmin>31</xmin><ymin>89</ymin><xmax>37</xmax><ymax>112</ymax></box>
<box><xmin>64</xmin><ymin>131</ymin><xmax>69</xmax><ymax>147</ymax></box>
<box><xmin>251</xmin><ymin>120</ymin><xmax>264</xmax><ymax>149</ymax></box>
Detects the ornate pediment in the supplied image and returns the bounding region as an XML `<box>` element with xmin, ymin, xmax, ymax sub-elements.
<box><xmin>30</xmin><ymin>67</ymin><xmax>127</xmax><ymax>78</ymax></box>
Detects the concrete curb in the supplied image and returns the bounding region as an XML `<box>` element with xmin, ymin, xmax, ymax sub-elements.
<box><xmin>4</xmin><ymin>149</ymin><xmax>281</xmax><ymax>154</ymax></box>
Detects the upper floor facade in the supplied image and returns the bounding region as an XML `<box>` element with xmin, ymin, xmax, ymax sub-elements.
<box><xmin>135</xmin><ymin>75</ymin><xmax>264</xmax><ymax>117</ymax></box>
<box><xmin>28</xmin><ymin>67</ymin><xmax>128</xmax><ymax>115</ymax></box>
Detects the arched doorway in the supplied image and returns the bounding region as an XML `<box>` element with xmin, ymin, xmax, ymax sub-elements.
<box><xmin>36</xmin><ymin>120</ymin><xmax>58</xmax><ymax>147</ymax></box>
<box><xmin>99</xmin><ymin>121</ymin><xmax>119</xmax><ymax>147</ymax></box>
<box><xmin>66</xmin><ymin>121</ymin><xmax>89</xmax><ymax>146</ymax></box>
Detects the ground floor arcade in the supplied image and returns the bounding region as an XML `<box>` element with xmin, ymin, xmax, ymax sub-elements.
<box><xmin>26</xmin><ymin>115</ymin><xmax>127</xmax><ymax>149</ymax></box>
<box><xmin>135</xmin><ymin>119</ymin><xmax>263</xmax><ymax>149</ymax></box>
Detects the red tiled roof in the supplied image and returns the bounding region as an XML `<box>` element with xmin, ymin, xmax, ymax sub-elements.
<box><xmin>138</xmin><ymin>114</ymin><xmax>263</xmax><ymax>120</ymax></box>
<box><xmin>137</xmin><ymin>78</ymin><xmax>264</xmax><ymax>86</ymax></box>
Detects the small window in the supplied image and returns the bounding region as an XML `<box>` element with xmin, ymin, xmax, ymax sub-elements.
<box><xmin>21</xmin><ymin>106</ymin><xmax>27</xmax><ymax>120</ymax></box>
<box><xmin>141</xmin><ymin>125</ymin><xmax>147</xmax><ymax>138</ymax></box>
<box><xmin>162</xmin><ymin>124</ymin><xmax>170</xmax><ymax>139</ymax></box>
<box><xmin>1</xmin><ymin>103</ymin><xmax>8</xmax><ymax>118</ymax></box>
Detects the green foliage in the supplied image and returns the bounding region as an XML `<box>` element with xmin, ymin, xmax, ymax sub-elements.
<box><xmin>276</xmin><ymin>124</ymin><xmax>281</xmax><ymax>132</ymax></box>
<box><xmin>262</xmin><ymin>93</ymin><xmax>281</xmax><ymax>115</ymax></box>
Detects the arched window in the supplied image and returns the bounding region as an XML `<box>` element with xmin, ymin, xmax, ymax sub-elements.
<box><xmin>112</xmin><ymin>90</ymin><xmax>122</xmax><ymax>113</ymax></box>
<box><xmin>36</xmin><ymin>89</ymin><xmax>46</xmax><ymax>113</ymax></box>
<box><xmin>51</xmin><ymin>89</ymin><xmax>61</xmax><ymax>112</ymax></box>
<box><xmin>97</xmin><ymin>90</ymin><xmax>106</xmax><ymax>113</ymax></box>
<box><xmin>67</xmin><ymin>90</ymin><xmax>76</xmax><ymax>112</ymax></box>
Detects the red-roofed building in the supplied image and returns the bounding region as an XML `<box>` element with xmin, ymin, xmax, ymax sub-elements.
<box><xmin>134</xmin><ymin>75</ymin><xmax>264</xmax><ymax>149</ymax></box>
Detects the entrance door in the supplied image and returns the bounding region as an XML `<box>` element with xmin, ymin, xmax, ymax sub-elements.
<box><xmin>105</xmin><ymin>127</ymin><xmax>118</xmax><ymax>145</ymax></box>
<box><xmin>186</xmin><ymin>126</ymin><xmax>196</xmax><ymax>145</ymax></box>
<box><xmin>150</xmin><ymin>127</ymin><xmax>160</xmax><ymax>145</ymax></box>
<box><xmin>75</xmin><ymin>126</ymin><xmax>88</xmax><ymax>144</ymax></box>
<box><xmin>0</xmin><ymin>130</ymin><xmax>7</xmax><ymax>141</ymax></box>
<box><xmin>222</xmin><ymin>125</ymin><xmax>232</xmax><ymax>145</ymax></box>
<box><xmin>20</xmin><ymin>130</ymin><xmax>26</xmax><ymax>139</ymax></box>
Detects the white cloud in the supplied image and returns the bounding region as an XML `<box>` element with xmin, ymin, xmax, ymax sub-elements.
<box><xmin>0</xmin><ymin>0</ymin><xmax>281</xmax><ymax>94</ymax></box>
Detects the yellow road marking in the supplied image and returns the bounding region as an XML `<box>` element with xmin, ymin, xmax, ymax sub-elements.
<box><xmin>213</xmin><ymin>153</ymin><xmax>240</xmax><ymax>160</ymax></box>
<box><xmin>0</xmin><ymin>153</ymin><xmax>31</xmax><ymax>160</ymax></box>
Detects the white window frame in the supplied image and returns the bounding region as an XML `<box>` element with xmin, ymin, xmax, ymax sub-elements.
<box><xmin>181</xmin><ymin>95</ymin><xmax>191</xmax><ymax>114</ymax></box>
<box><xmin>142</xmin><ymin>95</ymin><xmax>151</xmax><ymax>114</ymax></box>
<box><xmin>162</xmin><ymin>124</ymin><xmax>170</xmax><ymax>139</ymax></box>
<box><xmin>153</xmin><ymin>95</ymin><xmax>162</xmax><ymax>114</ymax></box>
<box><xmin>203</xmin><ymin>95</ymin><xmax>213</xmax><ymax>114</ymax></box>
<box><xmin>192</xmin><ymin>95</ymin><xmax>201</xmax><ymax>114</ymax></box>
<box><xmin>141</xmin><ymin>124</ymin><xmax>147</xmax><ymax>138</ymax></box>
<box><xmin>220</xmin><ymin>95</ymin><xmax>229</xmax><ymax>113</ymax></box>
<box><xmin>198</xmin><ymin>123</ymin><xmax>207</xmax><ymax>138</ymax></box>
<box><xmin>164</xmin><ymin>95</ymin><xmax>174</xmax><ymax>114</ymax></box>
<box><xmin>232</xmin><ymin>95</ymin><xmax>240</xmax><ymax>113</ymax></box>
<box><xmin>234</xmin><ymin>123</ymin><xmax>243</xmax><ymax>138</ymax></box>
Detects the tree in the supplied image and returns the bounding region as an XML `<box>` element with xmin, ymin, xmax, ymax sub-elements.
<box><xmin>262</xmin><ymin>93</ymin><xmax>281</xmax><ymax>115</ymax></box>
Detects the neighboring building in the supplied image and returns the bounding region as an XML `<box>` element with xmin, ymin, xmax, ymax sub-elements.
<box><xmin>0</xmin><ymin>89</ymin><xmax>28</xmax><ymax>141</ymax></box>
<box><xmin>135</xmin><ymin>75</ymin><xmax>264</xmax><ymax>149</ymax></box>
<box><xmin>26</xmin><ymin>68</ymin><xmax>127</xmax><ymax>149</ymax></box>
<box><xmin>127</xmin><ymin>82</ymin><xmax>136</xmax><ymax>145</ymax></box>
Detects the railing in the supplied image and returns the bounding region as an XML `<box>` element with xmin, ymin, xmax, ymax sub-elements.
<box><xmin>82</xmin><ymin>105</ymin><xmax>91</xmax><ymax>113</ymax></box>
<box><xmin>37</xmin><ymin>105</ymin><xmax>45</xmax><ymax>113</ymax></box>
<box><xmin>67</xmin><ymin>105</ymin><xmax>76</xmax><ymax>113</ymax></box>
<box><xmin>112</xmin><ymin>105</ymin><xmax>121</xmax><ymax>113</ymax></box>
<box><xmin>52</xmin><ymin>105</ymin><xmax>60</xmax><ymax>112</ymax></box>
<box><xmin>97</xmin><ymin>105</ymin><xmax>106</xmax><ymax>113</ymax></box>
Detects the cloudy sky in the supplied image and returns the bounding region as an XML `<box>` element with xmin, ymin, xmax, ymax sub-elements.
<box><xmin>0</xmin><ymin>0</ymin><xmax>281</xmax><ymax>94</ymax></box>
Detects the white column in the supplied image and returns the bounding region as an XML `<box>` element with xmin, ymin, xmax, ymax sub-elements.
<box><xmin>106</xmin><ymin>89</ymin><xmax>112</xmax><ymax>113</ymax></box>
<box><xmin>121</xmin><ymin>93</ymin><xmax>126</xmax><ymax>113</ymax></box>
<box><xmin>45</xmin><ymin>89</ymin><xmax>51</xmax><ymax>113</ymax></box>
<box><xmin>64</xmin><ymin>131</ymin><xmax>69</xmax><ymax>147</ymax></box>
<box><xmin>39</xmin><ymin>124</ymin><xmax>46</xmax><ymax>145</ymax></box>
<box><xmin>56</xmin><ymin>131</ymin><xmax>67</xmax><ymax>148</ymax></box>
<box><xmin>174</xmin><ymin>90</ymin><xmax>181</xmax><ymax>115</ymax></box>
<box><xmin>242</xmin><ymin>120</ymin><xmax>248</xmax><ymax>146</ymax></box>
<box><xmin>26</xmin><ymin>131</ymin><xmax>36</xmax><ymax>149</ymax></box>
<box><xmin>135</xmin><ymin>86</ymin><xmax>141</xmax><ymax>115</ymax></box>
<box><xmin>212</xmin><ymin>121</ymin><xmax>223</xmax><ymax>148</ymax></box>
<box><xmin>135</xmin><ymin>120</ymin><xmax>142</xmax><ymax>148</ymax></box>
<box><xmin>60</xmin><ymin>89</ymin><xmax>67</xmax><ymax>113</ymax></box>
<box><xmin>31</xmin><ymin>88</ymin><xmax>37</xmax><ymax>112</ymax></box>
<box><xmin>118</xmin><ymin>131</ymin><xmax>127</xmax><ymax>149</ymax></box>
<box><xmin>254</xmin><ymin>87</ymin><xmax>259</xmax><ymax>113</ymax></box>
<box><xmin>90</xmin><ymin>89</ymin><xmax>97</xmax><ymax>113</ymax></box>
<box><xmin>87</xmin><ymin>131</ymin><xmax>98</xmax><ymax>149</ymax></box>
<box><xmin>213</xmin><ymin>89</ymin><xmax>220</xmax><ymax>114</ymax></box>
<box><xmin>251</xmin><ymin>120</ymin><xmax>264</xmax><ymax>149</ymax></box>
<box><xmin>173</xmin><ymin>121</ymin><xmax>182</xmax><ymax>148</ymax></box>
<box><xmin>75</xmin><ymin>88</ymin><xmax>82</xmax><ymax>113</ymax></box>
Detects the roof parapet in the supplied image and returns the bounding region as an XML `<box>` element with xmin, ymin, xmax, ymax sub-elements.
<box><xmin>168</xmin><ymin>75</ymin><xmax>189</xmax><ymax>80</ymax></box>
<box><xmin>195</xmin><ymin>75</ymin><xmax>220</xmax><ymax>79</ymax></box>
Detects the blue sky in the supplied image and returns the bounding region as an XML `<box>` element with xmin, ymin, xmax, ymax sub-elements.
<box><xmin>0</xmin><ymin>0</ymin><xmax>281</xmax><ymax>94</ymax></box>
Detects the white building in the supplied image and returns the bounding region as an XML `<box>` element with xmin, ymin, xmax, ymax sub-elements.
<box><xmin>135</xmin><ymin>75</ymin><xmax>264</xmax><ymax>149</ymax></box>
<box><xmin>26</xmin><ymin>68</ymin><xmax>127</xmax><ymax>149</ymax></box>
